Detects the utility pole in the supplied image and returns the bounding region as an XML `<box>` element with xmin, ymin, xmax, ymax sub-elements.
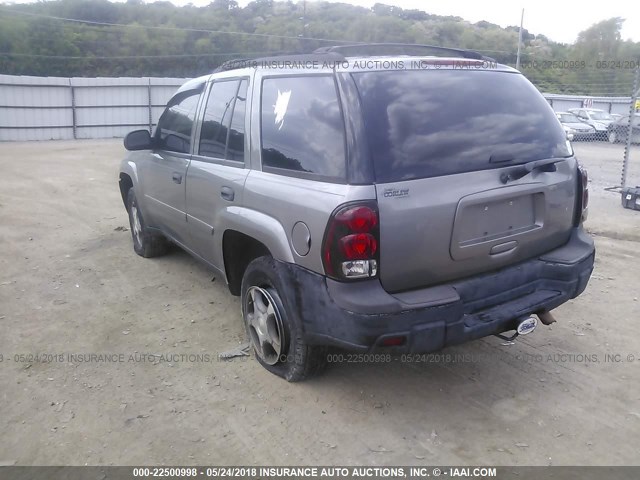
<box><xmin>299</xmin><ymin>0</ymin><xmax>307</xmax><ymax>38</ymax></box>
<box><xmin>621</xmin><ymin>67</ymin><xmax>640</xmax><ymax>189</ymax></box>
<box><xmin>516</xmin><ymin>8</ymin><xmax>524</xmax><ymax>70</ymax></box>
<box><xmin>298</xmin><ymin>0</ymin><xmax>309</xmax><ymax>53</ymax></box>
<box><xmin>303</xmin><ymin>0</ymin><xmax>307</xmax><ymax>38</ymax></box>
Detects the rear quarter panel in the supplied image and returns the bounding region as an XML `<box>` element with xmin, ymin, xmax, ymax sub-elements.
<box><xmin>241</xmin><ymin>171</ymin><xmax>375</xmax><ymax>274</ymax></box>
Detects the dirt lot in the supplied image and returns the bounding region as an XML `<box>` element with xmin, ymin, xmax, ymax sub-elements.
<box><xmin>0</xmin><ymin>140</ymin><xmax>639</xmax><ymax>466</ymax></box>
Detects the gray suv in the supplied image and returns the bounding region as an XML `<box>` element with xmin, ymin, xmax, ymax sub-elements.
<box><xmin>119</xmin><ymin>45</ymin><xmax>595</xmax><ymax>381</ymax></box>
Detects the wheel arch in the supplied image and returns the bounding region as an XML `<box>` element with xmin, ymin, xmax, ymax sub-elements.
<box><xmin>119</xmin><ymin>173</ymin><xmax>133</xmax><ymax>207</ymax></box>
<box><xmin>219</xmin><ymin>207</ymin><xmax>295</xmax><ymax>296</ymax></box>
<box><xmin>118</xmin><ymin>160</ymin><xmax>140</xmax><ymax>208</ymax></box>
<box><xmin>222</xmin><ymin>230</ymin><xmax>271</xmax><ymax>296</ymax></box>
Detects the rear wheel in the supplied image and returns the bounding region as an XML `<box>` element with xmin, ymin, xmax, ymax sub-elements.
<box><xmin>126</xmin><ymin>189</ymin><xmax>168</xmax><ymax>258</ymax></box>
<box><xmin>241</xmin><ymin>256</ymin><xmax>327</xmax><ymax>382</ymax></box>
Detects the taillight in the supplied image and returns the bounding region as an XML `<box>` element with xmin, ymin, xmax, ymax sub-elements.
<box><xmin>322</xmin><ymin>203</ymin><xmax>380</xmax><ymax>280</ymax></box>
<box><xmin>576</xmin><ymin>164</ymin><xmax>589</xmax><ymax>224</ymax></box>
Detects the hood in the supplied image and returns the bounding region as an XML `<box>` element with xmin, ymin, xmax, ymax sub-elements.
<box><xmin>562</xmin><ymin>122</ymin><xmax>594</xmax><ymax>130</ymax></box>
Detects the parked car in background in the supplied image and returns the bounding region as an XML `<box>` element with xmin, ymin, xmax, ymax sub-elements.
<box><xmin>607</xmin><ymin>114</ymin><xmax>640</xmax><ymax>144</ymax></box>
<box><xmin>610</xmin><ymin>113</ymin><xmax>623</xmax><ymax>121</ymax></box>
<box><xmin>568</xmin><ymin>108</ymin><xmax>614</xmax><ymax>140</ymax></box>
<box><xmin>555</xmin><ymin>112</ymin><xmax>596</xmax><ymax>141</ymax></box>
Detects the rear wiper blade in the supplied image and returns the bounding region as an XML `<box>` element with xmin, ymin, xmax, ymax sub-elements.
<box><xmin>523</xmin><ymin>157</ymin><xmax>566</xmax><ymax>172</ymax></box>
<box><xmin>500</xmin><ymin>158</ymin><xmax>567</xmax><ymax>184</ymax></box>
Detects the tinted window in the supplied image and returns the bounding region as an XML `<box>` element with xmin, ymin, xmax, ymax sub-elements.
<box><xmin>156</xmin><ymin>89</ymin><xmax>201</xmax><ymax>154</ymax></box>
<box><xmin>261</xmin><ymin>75</ymin><xmax>346</xmax><ymax>179</ymax></box>
<box><xmin>227</xmin><ymin>80</ymin><xmax>248</xmax><ymax>161</ymax></box>
<box><xmin>353</xmin><ymin>70</ymin><xmax>571</xmax><ymax>182</ymax></box>
<box><xmin>558</xmin><ymin>113</ymin><xmax>581</xmax><ymax>123</ymax></box>
<box><xmin>590</xmin><ymin>111</ymin><xmax>611</xmax><ymax>120</ymax></box>
<box><xmin>199</xmin><ymin>80</ymin><xmax>244</xmax><ymax>159</ymax></box>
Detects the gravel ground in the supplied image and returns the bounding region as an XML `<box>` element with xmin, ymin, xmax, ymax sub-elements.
<box><xmin>0</xmin><ymin>139</ymin><xmax>639</xmax><ymax>466</ymax></box>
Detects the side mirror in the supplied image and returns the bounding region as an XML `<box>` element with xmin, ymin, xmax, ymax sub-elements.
<box><xmin>124</xmin><ymin>129</ymin><xmax>153</xmax><ymax>151</ymax></box>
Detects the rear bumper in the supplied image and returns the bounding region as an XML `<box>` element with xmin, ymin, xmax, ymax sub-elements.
<box><xmin>283</xmin><ymin>227</ymin><xmax>595</xmax><ymax>353</ymax></box>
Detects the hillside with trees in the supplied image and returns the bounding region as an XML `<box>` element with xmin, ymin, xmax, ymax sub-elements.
<box><xmin>0</xmin><ymin>0</ymin><xmax>639</xmax><ymax>95</ymax></box>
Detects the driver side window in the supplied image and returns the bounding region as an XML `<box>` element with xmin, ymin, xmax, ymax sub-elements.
<box><xmin>156</xmin><ymin>88</ymin><xmax>203</xmax><ymax>154</ymax></box>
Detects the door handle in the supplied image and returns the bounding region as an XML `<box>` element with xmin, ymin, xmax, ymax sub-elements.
<box><xmin>220</xmin><ymin>186</ymin><xmax>235</xmax><ymax>201</ymax></box>
<box><xmin>172</xmin><ymin>172</ymin><xmax>183</xmax><ymax>184</ymax></box>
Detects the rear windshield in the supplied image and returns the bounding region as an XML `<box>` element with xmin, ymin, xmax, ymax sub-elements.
<box><xmin>558</xmin><ymin>113</ymin><xmax>581</xmax><ymax>123</ymax></box>
<box><xmin>589</xmin><ymin>111</ymin><xmax>612</xmax><ymax>121</ymax></box>
<box><xmin>352</xmin><ymin>70</ymin><xmax>571</xmax><ymax>182</ymax></box>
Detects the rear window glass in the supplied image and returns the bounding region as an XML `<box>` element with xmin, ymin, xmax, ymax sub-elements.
<box><xmin>261</xmin><ymin>75</ymin><xmax>346</xmax><ymax>180</ymax></box>
<box><xmin>558</xmin><ymin>113</ymin><xmax>580</xmax><ymax>123</ymax></box>
<box><xmin>199</xmin><ymin>80</ymin><xmax>238</xmax><ymax>159</ymax></box>
<box><xmin>227</xmin><ymin>80</ymin><xmax>248</xmax><ymax>161</ymax></box>
<box><xmin>352</xmin><ymin>70</ymin><xmax>571</xmax><ymax>182</ymax></box>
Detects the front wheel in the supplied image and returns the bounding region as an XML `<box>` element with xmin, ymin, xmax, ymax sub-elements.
<box><xmin>241</xmin><ymin>256</ymin><xmax>327</xmax><ymax>382</ymax></box>
<box><xmin>126</xmin><ymin>189</ymin><xmax>168</xmax><ymax>258</ymax></box>
<box><xmin>608</xmin><ymin>131</ymin><xmax>618</xmax><ymax>144</ymax></box>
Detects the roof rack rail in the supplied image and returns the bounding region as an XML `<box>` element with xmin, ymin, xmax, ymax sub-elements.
<box><xmin>314</xmin><ymin>43</ymin><xmax>491</xmax><ymax>61</ymax></box>
<box><xmin>214</xmin><ymin>51</ymin><xmax>346</xmax><ymax>72</ymax></box>
<box><xmin>214</xmin><ymin>57</ymin><xmax>258</xmax><ymax>72</ymax></box>
<box><xmin>213</xmin><ymin>43</ymin><xmax>494</xmax><ymax>73</ymax></box>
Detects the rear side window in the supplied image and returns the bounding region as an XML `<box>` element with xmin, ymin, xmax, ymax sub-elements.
<box><xmin>199</xmin><ymin>79</ymin><xmax>248</xmax><ymax>161</ymax></box>
<box><xmin>352</xmin><ymin>70</ymin><xmax>571</xmax><ymax>182</ymax></box>
<box><xmin>261</xmin><ymin>75</ymin><xmax>346</xmax><ymax>180</ymax></box>
<box><xmin>227</xmin><ymin>80</ymin><xmax>248</xmax><ymax>161</ymax></box>
<box><xmin>156</xmin><ymin>88</ymin><xmax>202</xmax><ymax>154</ymax></box>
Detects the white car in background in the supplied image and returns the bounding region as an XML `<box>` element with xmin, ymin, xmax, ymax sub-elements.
<box><xmin>555</xmin><ymin>112</ymin><xmax>596</xmax><ymax>141</ymax></box>
<box><xmin>568</xmin><ymin>108</ymin><xmax>614</xmax><ymax>140</ymax></box>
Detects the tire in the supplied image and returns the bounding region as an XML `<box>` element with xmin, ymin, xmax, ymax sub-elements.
<box><xmin>126</xmin><ymin>188</ymin><xmax>168</xmax><ymax>258</ymax></box>
<box><xmin>241</xmin><ymin>256</ymin><xmax>327</xmax><ymax>382</ymax></box>
<box><xmin>608</xmin><ymin>131</ymin><xmax>618</xmax><ymax>144</ymax></box>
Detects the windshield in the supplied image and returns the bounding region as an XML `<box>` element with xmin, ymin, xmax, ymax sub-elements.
<box><xmin>612</xmin><ymin>115</ymin><xmax>639</xmax><ymax>127</ymax></box>
<box><xmin>590</xmin><ymin>111</ymin><xmax>612</xmax><ymax>121</ymax></box>
<box><xmin>352</xmin><ymin>70</ymin><xmax>571</xmax><ymax>182</ymax></box>
<box><xmin>559</xmin><ymin>113</ymin><xmax>581</xmax><ymax>123</ymax></box>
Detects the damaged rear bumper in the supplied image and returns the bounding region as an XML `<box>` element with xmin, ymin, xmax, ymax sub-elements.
<box><xmin>281</xmin><ymin>227</ymin><xmax>595</xmax><ymax>353</ymax></box>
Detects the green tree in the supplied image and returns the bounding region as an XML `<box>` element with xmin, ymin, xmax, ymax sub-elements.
<box><xmin>0</xmin><ymin>0</ymin><xmax>637</xmax><ymax>92</ymax></box>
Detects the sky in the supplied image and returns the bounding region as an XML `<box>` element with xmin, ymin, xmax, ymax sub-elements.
<box><xmin>316</xmin><ymin>0</ymin><xmax>639</xmax><ymax>44</ymax></box>
<box><xmin>1</xmin><ymin>0</ymin><xmax>638</xmax><ymax>44</ymax></box>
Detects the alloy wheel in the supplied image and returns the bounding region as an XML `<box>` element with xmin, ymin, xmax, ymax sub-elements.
<box><xmin>244</xmin><ymin>286</ymin><xmax>285</xmax><ymax>365</ymax></box>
